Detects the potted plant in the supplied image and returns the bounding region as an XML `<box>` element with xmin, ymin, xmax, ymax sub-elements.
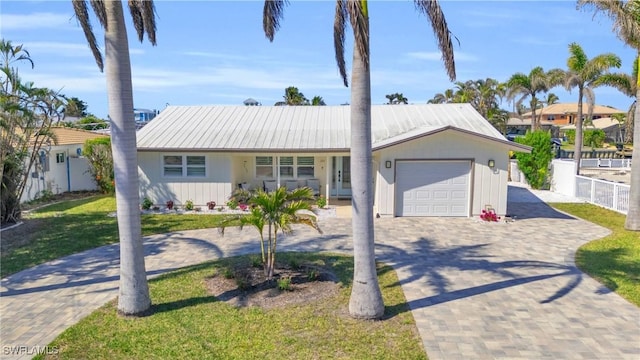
<box><xmin>166</xmin><ymin>200</ymin><xmax>174</xmax><ymax>210</ymax></box>
<box><xmin>207</xmin><ymin>201</ymin><xmax>216</xmax><ymax>210</ymax></box>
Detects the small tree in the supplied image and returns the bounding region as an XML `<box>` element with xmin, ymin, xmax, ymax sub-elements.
<box><xmin>515</xmin><ymin>131</ymin><xmax>553</xmax><ymax>189</ymax></box>
<box><xmin>224</xmin><ymin>187</ymin><xmax>321</xmax><ymax>280</ymax></box>
<box><xmin>583</xmin><ymin>129</ymin><xmax>606</xmax><ymax>149</ymax></box>
<box><xmin>83</xmin><ymin>137</ymin><xmax>114</xmax><ymax>193</ymax></box>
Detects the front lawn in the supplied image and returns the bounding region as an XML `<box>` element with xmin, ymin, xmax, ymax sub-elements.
<box><xmin>552</xmin><ymin>203</ymin><xmax>640</xmax><ymax>306</ymax></box>
<box><xmin>36</xmin><ymin>253</ymin><xmax>427</xmax><ymax>360</ymax></box>
<box><xmin>1</xmin><ymin>196</ymin><xmax>239</xmax><ymax>278</ymax></box>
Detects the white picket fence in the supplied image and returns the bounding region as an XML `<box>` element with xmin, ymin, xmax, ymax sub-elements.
<box><xmin>575</xmin><ymin>175</ymin><xmax>630</xmax><ymax>214</ymax></box>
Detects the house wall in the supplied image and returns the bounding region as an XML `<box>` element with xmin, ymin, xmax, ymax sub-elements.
<box><xmin>138</xmin><ymin>152</ymin><xmax>233</xmax><ymax>207</ymax></box>
<box><xmin>21</xmin><ymin>144</ymin><xmax>98</xmax><ymax>203</ymax></box>
<box><xmin>375</xmin><ymin>131</ymin><xmax>509</xmax><ymax>217</ymax></box>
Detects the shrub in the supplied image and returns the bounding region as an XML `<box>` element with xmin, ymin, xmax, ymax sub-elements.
<box><xmin>564</xmin><ymin>129</ymin><xmax>576</xmax><ymax>145</ymax></box>
<box><xmin>184</xmin><ymin>199</ymin><xmax>194</xmax><ymax>211</ymax></box>
<box><xmin>515</xmin><ymin>131</ymin><xmax>553</xmax><ymax>190</ymax></box>
<box><xmin>141</xmin><ymin>197</ymin><xmax>153</xmax><ymax>210</ymax></box>
<box><xmin>584</xmin><ymin>129</ymin><xmax>606</xmax><ymax>148</ymax></box>
<box><xmin>307</xmin><ymin>269</ymin><xmax>320</xmax><ymax>281</ymax></box>
<box><xmin>277</xmin><ymin>276</ymin><xmax>292</xmax><ymax>291</ymax></box>
<box><xmin>83</xmin><ymin>137</ymin><xmax>114</xmax><ymax>194</ymax></box>
<box><xmin>227</xmin><ymin>198</ymin><xmax>238</xmax><ymax>210</ymax></box>
<box><xmin>316</xmin><ymin>195</ymin><xmax>327</xmax><ymax>208</ymax></box>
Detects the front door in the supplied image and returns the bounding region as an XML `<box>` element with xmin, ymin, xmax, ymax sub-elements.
<box><xmin>331</xmin><ymin>156</ymin><xmax>351</xmax><ymax>197</ymax></box>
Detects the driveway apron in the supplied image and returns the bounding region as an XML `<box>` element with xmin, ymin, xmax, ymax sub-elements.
<box><xmin>1</xmin><ymin>200</ymin><xmax>639</xmax><ymax>359</ymax></box>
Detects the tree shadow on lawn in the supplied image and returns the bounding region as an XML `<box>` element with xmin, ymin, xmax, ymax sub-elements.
<box><xmin>0</xmin><ymin>232</ymin><xmax>228</xmax><ymax>296</ymax></box>
<box><xmin>376</xmin><ymin>238</ymin><xmax>584</xmax><ymax>318</ymax></box>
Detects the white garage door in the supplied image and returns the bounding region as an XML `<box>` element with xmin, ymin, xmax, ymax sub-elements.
<box><xmin>395</xmin><ymin>160</ymin><xmax>471</xmax><ymax>217</ymax></box>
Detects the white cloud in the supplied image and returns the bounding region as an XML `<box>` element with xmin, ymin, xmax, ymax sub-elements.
<box><xmin>2</xmin><ymin>12</ymin><xmax>75</xmax><ymax>30</ymax></box>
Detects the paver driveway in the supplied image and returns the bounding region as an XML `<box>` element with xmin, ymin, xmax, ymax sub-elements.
<box><xmin>1</xmin><ymin>199</ymin><xmax>639</xmax><ymax>359</ymax></box>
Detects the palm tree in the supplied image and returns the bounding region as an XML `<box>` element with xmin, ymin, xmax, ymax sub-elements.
<box><xmin>601</xmin><ymin>58</ymin><xmax>637</xmax><ymax>144</ymax></box>
<box><xmin>427</xmin><ymin>88</ymin><xmax>454</xmax><ymax>103</ymax></box>
<box><xmin>264</xmin><ymin>0</ymin><xmax>455</xmax><ymax>319</ymax></box>
<box><xmin>564</xmin><ymin>42</ymin><xmax>623</xmax><ymax>175</ymax></box>
<box><xmin>279</xmin><ymin>86</ymin><xmax>309</xmax><ymax>105</ymax></box>
<box><xmin>311</xmin><ymin>95</ymin><xmax>326</xmax><ymax>105</ymax></box>
<box><xmin>72</xmin><ymin>0</ymin><xmax>156</xmax><ymax>316</ymax></box>
<box><xmin>238</xmin><ymin>187</ymin><xmax>320</xmax><ymax>279</ymax></box>
<box><xmin>506</xmin><ymin>67</ymin><xmax>564</xmax><ymax>132</ymax></box>
<box><xmin>385</xmin><ymin>92</ymin><xmax>408</xmax><ymax>104</ymax></box>
<box><xmin>578</xmin><ymin>0</ymin><xmax>640</xmax><ymax>230</ymax></box>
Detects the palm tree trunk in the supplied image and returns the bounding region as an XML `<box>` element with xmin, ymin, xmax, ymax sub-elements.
<box><xmin>105</xmin><ymin>0</ymin><xmax>151</xmax><ymax>316</ymax></box>
<box><xmin>574</xmin><ymin>88</ymin><xmax>584</xmax><ymax>176</ymax></box>
<box><xmin>625</xmin><ymin>52</ymin><xmax>640</xmax><ymax>231</ymax></box>
<box><xmin>347</xmin><ymin>18</ymin><xmax>384</xmax><ymax>320</ymax></box>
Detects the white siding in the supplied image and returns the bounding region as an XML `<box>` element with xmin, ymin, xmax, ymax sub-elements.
<box><xmin>138</xmin><ymin>152</ymin><xmax>233</xmax><ymax>207</ymax></box>
<box><xmin>376</xmin><ymin>130</ymin><xmax>509</xmax><ymax>217</ymax></box>
<box><xmin>21</xmin><ymin>145</ymin><xmax>98</xmax><ymax>203</ymax></box>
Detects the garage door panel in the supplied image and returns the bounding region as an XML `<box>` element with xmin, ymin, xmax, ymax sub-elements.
<box><xmin>416</xmin><ymin>190</ymin><xmax>431</xmax><ymax>200</ymax></box>
<box><xmin>396</xmin><ymin>161</ymin><xmax>470</xmax><ymax>217</ymax></box>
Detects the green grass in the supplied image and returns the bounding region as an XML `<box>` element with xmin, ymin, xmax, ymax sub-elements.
<box><xmin>1</xmin><ymin>196</ymin><xmax>239</xmax><ymax>278</ymax></box>
<box><xmin>552</xmin><ymin>203</ymin><xmax>640</xmax><ymax>306</ymax></box>
<box><xmin>36</xmin><ymin>253</ymin><xmax>426</xmax><ymax>360</ymax></box>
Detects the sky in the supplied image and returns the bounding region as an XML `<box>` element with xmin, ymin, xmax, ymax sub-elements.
<box><xmin>1</xmin><ymin>1</ymin><xmax>637</xmax><ymax>119</ymax></box>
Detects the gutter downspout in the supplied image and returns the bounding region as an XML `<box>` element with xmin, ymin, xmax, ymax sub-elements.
<box><xmin>66</xmin><ymin>152</ymin><xmax>71</xmax><ymax>192</ymax></box>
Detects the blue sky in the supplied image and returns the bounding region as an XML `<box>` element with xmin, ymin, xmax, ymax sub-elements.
<box><xmin>1</xmin><ymin>1</ymin><xmax>637</xmax><ymax>118</ymax></box>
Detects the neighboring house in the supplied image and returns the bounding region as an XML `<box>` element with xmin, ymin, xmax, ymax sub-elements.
<box><xmin>560</xmin><ymin>117</ymin><xmax>625</xmax><ymax>143</ymax></box>
<box><xmin>521</xmin><ymin>103</ymin><xmax>624</xmax><ymax>126</ymax></box>
<box><xmin>21</xmin><ymin>127</ymin><xmax>108</xmax><ymax>202</ymax></box>
<box><xmin>506</xmin><ymin>117</ymin><xmax>557</xmax><ymax>137</ymax></box>
<box><xmin>136</xmin><ymin>104</ymin><xmax>530</xmax><ymax>217</ymax></box>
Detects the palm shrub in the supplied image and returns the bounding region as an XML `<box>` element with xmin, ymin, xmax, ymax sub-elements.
<box><xmin>223</xmin><ymin>187</ymin><xmax>321</xmax><ymax>280</ymax></box>
<box><xmin>515</xmin><ymin>131</ymin><xmax>553</xmax><ymax>189</ymax></box>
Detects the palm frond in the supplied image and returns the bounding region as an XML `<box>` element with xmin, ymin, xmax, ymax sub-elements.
<box><xmin>333</xmin><ymin>0</ymin><xmax>348</xmax><ymax>87</ymax></box>
<box><xmin>142</xmin><ymin>0</ymin><xmax>157</xmax><ymax>45</ymax></box>
<box><xmin>89</xmin><ymin>0</ymin><xmax>107</xmax><ymax>29</ymax></box>
<box><xmin>72</xmin><ymin>0</ymin><xmax>104</xmax><ymax>71</ymax></box>
<box><xmin>263</xmin><ymin>0</ymin><xmax>288</xmax><ymax>41</ymax></box>
<box><xmin>346</xmin><ymin>0</ymin><xmax>370</xmax><ymax>71</ymax></box>
<box><xmin>595</xmin><ymin>72</ymin><xmax>633</xmax><ymax>96</ymax></box>
<box><xmin>583</xmin><ymin>87</ymin><xmax>595</xmax><ymax>121</ymax></box>
<box><xmin>414</xmin><ymin>0</ymin><xmax>456</xmax><ymax>81</ymax></box>
<box><xmin>128</xmin><ymin>0</ymin><xmax>145</xmax><ymax>42</ymax></box>
<box><xmin>567</xmin><ymin>42</ymin><xmax>588</xmax><ymax>71</ymax></box>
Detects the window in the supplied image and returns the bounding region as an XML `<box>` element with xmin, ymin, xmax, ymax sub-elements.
<box><xmin>163</xmin><ymin>155</ymin><xmax>206</xmax><ymax>177</ymax></box>
<box><xmin>546</xmin><ymin>115</ymin><xmax>555</xmax><ymax>121</ymax></box>
<box><xmin>256</xmin><ymin>156</ymin><xmax>274</xmax><ymax>178</ymax></box>
<box><xmin>56</xmin><ymin>153</ymin><xmax>65</xmax><ymax>163</ymax></box>
<box><xmin>279</xmin><ymin>156</ymin><xmax>294</xmax><ymax>178</ymax></box>
<box><xmin>297</xmin><ymin>156</ymin><xmax>315</xmax><ymax>178</ymax></box>
<box><xmin>255</xmin><ymin>156</ymin><xmax>315</xmax><ymax>178</ymax></box>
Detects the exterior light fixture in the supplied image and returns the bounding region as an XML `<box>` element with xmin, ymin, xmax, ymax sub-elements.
<box><xmin>385</xmin><ymin>160</ymin><xmax>392</xmax><ymax>169</ymax></box>
<box><xmin>488</xmin><ymin>159</ymin><xmax>495</xmax><ymax>168</ymax></box>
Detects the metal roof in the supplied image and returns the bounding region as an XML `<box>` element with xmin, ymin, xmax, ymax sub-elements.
<box><xmin>137</xmin><ymin>104</ymin><xmax>524</xmax><ymax>151</ymax></box>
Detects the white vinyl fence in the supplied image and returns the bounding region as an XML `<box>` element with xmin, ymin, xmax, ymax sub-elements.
<box><xmin>575</xmin><ymin>175</ymin><xmax>630</xmax><ymax>214</ymax></box>
<box><xmin>579</xmin><ymin>158</ymin><xmax>631</xmax><ymax>169</ymax></box>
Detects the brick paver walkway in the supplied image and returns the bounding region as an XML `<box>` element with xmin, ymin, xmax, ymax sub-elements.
<box><xmin>1</xmin><ymin>196</ymin><xmax>639</xmax><ymax>359</ymax></box>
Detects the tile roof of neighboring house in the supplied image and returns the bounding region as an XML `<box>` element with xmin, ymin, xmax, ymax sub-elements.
<box><xmin>506</xmin><ymin>118</ymin><xmax>555</xmax><ymax>126</ymax></box>
<box><xmin>521</xmin><ymin>103</ymin><xmax>625</xmax><ymax>118</ymax></box>
<box><xmin>137</xmin><ymin>104</ymin><xmax>530</xmax><ymax>152</ymax></box>
<box><xmin>48</xmin><ymin>127</ymin><xmax>109</xmax><ymax>146</ymax></box>
<box><xmin>560</xmin><ymin>117</ymin><xmax>623</xmax><ymax>130</ymax></box>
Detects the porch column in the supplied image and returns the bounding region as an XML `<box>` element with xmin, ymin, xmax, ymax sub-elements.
<box><xmin>276</xmin><ymin>155</ymin><xmax>281</xmax><ymax>188</ymax></box>
<box><xmin>325</xmin><ymin>155</ymin><xmax>330</xmax><ymax>205</ymax></box>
